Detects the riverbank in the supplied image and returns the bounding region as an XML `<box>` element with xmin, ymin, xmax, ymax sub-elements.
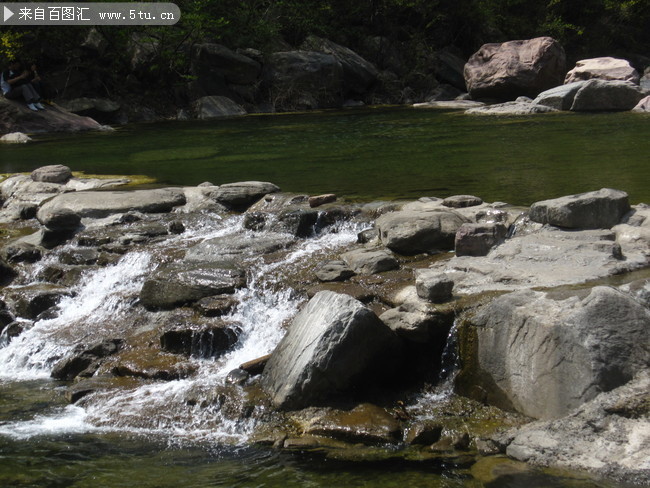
<box><xmin>0</xmin><ymin>166</ymin><xmax>648</xmax><ymax>486</ymax></box>
<box><xmin>2</xmin><ymin>35</ymin><xmax>649</xmax><ymax>135</ymax></box>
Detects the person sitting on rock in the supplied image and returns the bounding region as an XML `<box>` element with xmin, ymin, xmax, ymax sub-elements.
<box><xmin>1</xmin><ymin>59</ymin><xmax>45</xmax><ymax>111</ymax></box>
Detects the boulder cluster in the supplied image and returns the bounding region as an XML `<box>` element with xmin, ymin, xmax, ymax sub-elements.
<box><xmin>0</xmin><ymin>166</ymin><xmax>647</xmax><ymax>483</ymax></box>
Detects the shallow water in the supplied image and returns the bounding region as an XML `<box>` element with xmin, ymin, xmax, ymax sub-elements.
<box><xmin>2</xmin><ymin>107</ymin><xmax>649</xmax><ymax>204</ymax></box>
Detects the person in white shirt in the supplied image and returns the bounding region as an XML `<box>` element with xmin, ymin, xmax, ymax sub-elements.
<box><xmin>1</xmin><ymin>59</ymin><xmax>45</xmax><ymax>111</ymax></box>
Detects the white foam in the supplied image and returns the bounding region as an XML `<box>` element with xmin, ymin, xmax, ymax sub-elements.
<box><xmin>0</xmin><ymin>405</ymin><xmax>95</xmax><ymax>440</ymax></box>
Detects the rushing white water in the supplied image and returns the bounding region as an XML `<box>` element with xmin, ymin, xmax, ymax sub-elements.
<box><xmin>0</xmin><ymin>213</ymin><xmax>364</xmax><ymax>443</ymax></box>
<box><xmin>0</xmin><ymin>252</ymin><xmax>154</xmax><ymax>381</ymax></box>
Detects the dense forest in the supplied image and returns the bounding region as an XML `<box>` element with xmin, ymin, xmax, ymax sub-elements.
<box><xmin>2</xmin><ymin>0</ymin><xmax>649</xmax><ymax>111</ymax></box>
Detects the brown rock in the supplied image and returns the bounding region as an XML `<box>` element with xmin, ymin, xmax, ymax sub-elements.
<box><xmin>464</xmin><ymin>37</ymin><xmax>566</xmax><ymax>100</ymax></box>
<box><xmin>309</xmin><ymin>193</ymin><xmax>337</xmax><ymax>208</ymax></box>
<box><xmin>239</xmin><ymin>354</ymin><xmax>272</xmax><ymax>375</ymax></box>
<box><xmin>306</xmin><ymin>403</ymin><xmax>402</xmax><ymax>444</ymax></box>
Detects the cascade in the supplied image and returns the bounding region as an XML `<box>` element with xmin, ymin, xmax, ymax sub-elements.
<box><xmin>0</xmin><ymin>212</ymin><xmax>363</xmax><ymax>443</ymax></box>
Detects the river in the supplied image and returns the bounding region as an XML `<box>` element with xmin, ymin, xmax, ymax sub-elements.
<box><xmin>0</xmin><ymin>107</ymin><xmax>646</xmax><ymax>487</ymax></box>
<box><xmin>2</xmin><ymin>107</ymin><xmax>649</xmax><ymax>204</ymax></box>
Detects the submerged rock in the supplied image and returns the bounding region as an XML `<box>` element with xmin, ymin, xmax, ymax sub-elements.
<box><xmin>261</xmin><ymin>291</ymin><xmax>397</xmax><ymax>409</ymax></box>
<box><xmin>305</xmin><ymin>403</ymin><xmax>402</xmax><ymax>445</ymax></box>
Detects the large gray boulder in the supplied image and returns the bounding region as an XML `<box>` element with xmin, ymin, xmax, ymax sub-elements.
<box><xmin>261</xmin><ymin>291</ymin><xmax>397</xmax><ymax>409</ymax></box>
<box><xmin>375</xmin><ymin>209</ymin><xmax>469</xmax><ymax>255</ymax></box>
<box><xmin>192</xmin><ymin>43</ymin><xmax>261</xmax><ymax>85</ymax></box>
<box><xmin>505</xmin><ymin>371</ymin><xmax>650</xmax><ymax>484</ymax></box>
<box><xmin>140</xmin><ymin>262</ymin><xmax>246</xmax><ymax>310</ymax></box>
<box><xmin>464</xmin><ymin>37</ymin><xmax>566</xmax><ymax>100</ymax></box>
<box><xmin>37</xmin><ymin>188</ymin><xmax>187</xmax><ymax>219</ymax></box>
<box><xmin>532</xmin><ymin>81</ymin><xmax>588</xmax><ymax>110</ymax></box>
<box><xmin>456</xmin><ymin>287</ymin><xmax>650</xmax><ymax>419</ymax></box>
<box><xmin>564</xmin><ymin>57</ymin><xmax>640</xmax><ymax>85</ymax></box>
<box><xmin>570</xmin><ymin>79</ymin><xmax>645</xmax><ymax>112</ymax></box>
<box><xmin>264</xmin><ymin>51</ymin><xmax>344</xmax><ymax>110</ymax></box>
<box><xmin>301</xmin><ymin>36</ymin><xmax>378</xmax><ymax>96</ymax></box>
<box><xmin>529</xmin><ymin>188</ymin><xmax>630</xmax><ymax>229</ymax></box>
<box><xmin>192</xmin><ymin>96</ymin><xmax>247</xmax><ymax>120</ymax></box>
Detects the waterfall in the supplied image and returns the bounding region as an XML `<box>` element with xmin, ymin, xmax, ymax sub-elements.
<box><xmin>406</xmin><ymin>318</ymin><xmax>461</xmax><ymax>419</ymax></box>
<box><xmin>0</xmin><ymin>213</ymin><xmax>363</xmax><ymax>443</ymax></box>
<box><xmin>0</xmin><ymin>252</ymin><xmax>154</xmax><ymax>381</ymax></box>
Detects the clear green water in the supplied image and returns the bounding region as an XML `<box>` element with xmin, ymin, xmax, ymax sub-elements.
<box><xmin>2</xmin><ymin>107</ymin><xmax>649</xmax><ymax>205</ymax></box>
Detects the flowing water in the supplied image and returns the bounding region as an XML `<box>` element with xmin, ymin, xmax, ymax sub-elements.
<box><xmin>1</xmin><ymin>107</ymin><xmax>646</xmax><ymax>486</ymax></box>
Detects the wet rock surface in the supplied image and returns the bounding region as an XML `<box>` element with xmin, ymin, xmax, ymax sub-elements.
<box><xmin>140</xmin><ymin>262</ymin><xmax>246</xmax><ymax>310</ymax></box>
<box><xmin>261</xmin><ymin>291</ymin><xmax>398</xmax><ymax>409</ymax></box>
<box><xmin>0</xmin><ymin>173</ymin><xmax>647</xmax><ymax>485</ymax></box>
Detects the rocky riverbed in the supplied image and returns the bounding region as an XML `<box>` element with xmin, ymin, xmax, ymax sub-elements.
<box><xmin>0</xmin><ymin>165</ymin><xmax>648</xmax><ymax>486</ymax></box>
